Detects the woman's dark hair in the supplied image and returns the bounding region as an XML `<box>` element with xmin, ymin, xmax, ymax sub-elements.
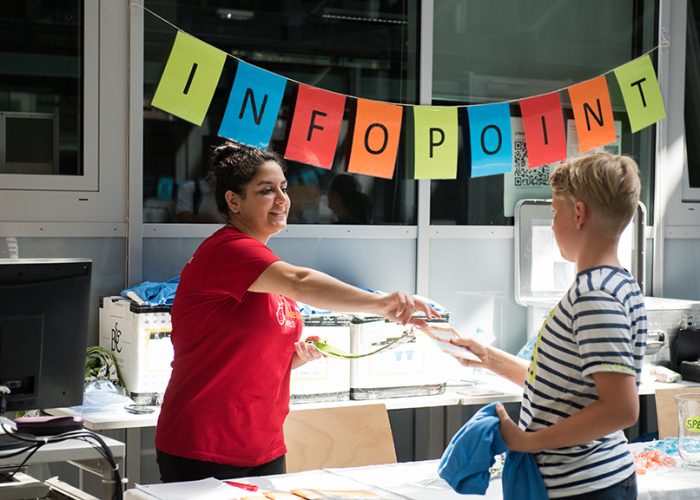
<box><xmin>207</xmin><ymin>140</ymin><xmax>286</xmax><ymax>215</ymax></box>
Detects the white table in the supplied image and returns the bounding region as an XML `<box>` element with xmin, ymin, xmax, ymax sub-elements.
<box><xmin>123</xmin><ymin>443</ymin><xmax>700</xmax><ymax>500</ymax></box>
<box><xmin>46</xmin><ymin>388</ymin><xmax>467</xmax><ymax>484</ymax></box>
<box><xmin>49</xmin><ymin>378</ymin><xmax>700</xmax><ymax>485</ymax></box>
<box><xmin>325</xmin><ymin>445</ymin><xmax>700</xmax><ymax>500</ymax></box>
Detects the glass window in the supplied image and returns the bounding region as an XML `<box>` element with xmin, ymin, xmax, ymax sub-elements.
<box><xmin>0</xmin><ymin>1</ymin><xmax>84</xmax><ymax>182</ymax></box>
<box><xmin>143</xmin><ymin>1</ymin><xmax>419</xmax><ymax>224</ymax></box>
<box><xmin>684</xmin><ymin>0</ymin><xmax>700</xmax><ymax>202</ymax></box>
<box><xmin>430</xmin><ymin>0</ymin><xmax>657</xmax><ymax>225</ymax></box>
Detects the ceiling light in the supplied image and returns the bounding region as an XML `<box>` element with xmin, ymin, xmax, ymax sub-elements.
<box><xmin>216</xmin><ymin>8</ymin><xmax>254</xmax><ymax>21</ymax></box>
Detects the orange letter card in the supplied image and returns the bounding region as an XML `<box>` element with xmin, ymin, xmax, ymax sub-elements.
<box><xmin>567</xmin><ymin>76</ymin><xmax>616</xmax><ymax>153</ymax></box>
<box><xmin>347</xmin><ymin>99</ymin><xmax>404</xmax><ymax>179</ymax></box>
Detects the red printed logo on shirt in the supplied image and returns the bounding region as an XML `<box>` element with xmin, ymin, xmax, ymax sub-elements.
<box><xmin>276</xmin><ymin>298</ymin><xmax>301</xmax><ymax>330</ymax></box>
<box><xmin>276</xmin><ymin>299</ymin><xmax>286</xmax><ymax>325</ymax></box>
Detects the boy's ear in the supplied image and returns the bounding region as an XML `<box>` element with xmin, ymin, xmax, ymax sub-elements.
<box><xmin>574</xmin><ymin>200</ymin><xmax>588</xmax><ymax>229</ymax></box>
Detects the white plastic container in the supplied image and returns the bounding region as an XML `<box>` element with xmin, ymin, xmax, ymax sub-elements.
<box><xmin>349</xmin><ymin>314</ymin><xmax>448</xmax><ymax>400</ymax></box>
<box><xmin>645</xmin><ymin>297</ymin><xmax>700</xmax><ymax>368</ymax></box>
<box><xmin>290</xmin><ymin>314</ymin><xmax>352</xmax><ymax>403</ymax></box>
<box><xmin>98</xmin><ymin>296</ymin><xmax>173</xmax><ymax>404</ymax></box>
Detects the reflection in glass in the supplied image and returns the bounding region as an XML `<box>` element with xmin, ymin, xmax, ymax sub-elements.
<box><xmin>175</xmin><ymin>177</ymin><xmax>222</xmax><ymax>224</ymax></box>
<box><xmin>327</xmin><ymin>173</ymin><xmax>371</xmax><ymax>224</ymax></box>
<box><xmin>0</xmin><ymin>237</ymin><xmax>19</xmax><ymax>259</ymax></box>
<box><xmin>0</xmin><ymin>1</ymin><xmax>82</xmax><ymax>176</ymax></box>
<box><xmin>430</xmin><ymin>0</ymin><xmax>657</xmax><ymax>225</ymax></box>
<box><xmin>143</xmin><ymin>1</ymin><xmax>418</xmax><ymax>224</ymax></box>
<box><xmin>684</xmin><ymin>0</ymin><xmax>700</xmax><ymax>198</ymax></box>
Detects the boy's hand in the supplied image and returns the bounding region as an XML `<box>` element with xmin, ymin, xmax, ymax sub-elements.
<box><xmin>449</xmin><ymin>334</ymin><xmax>490</xmax><ymax>368</ymax></box>
<box><xmin>496</xmin><ymin>404</ymin><xmax>533</xmax><ymax>452</ymax></box>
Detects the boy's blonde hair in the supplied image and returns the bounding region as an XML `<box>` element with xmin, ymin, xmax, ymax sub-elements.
<box><xmin>549</xmin><ymin>151</ymin><xmax>641</xmax><ymax>234</ymax></box>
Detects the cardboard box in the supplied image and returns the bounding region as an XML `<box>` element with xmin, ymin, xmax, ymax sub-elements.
<box><xmin>290</xmin><ymin>314</ymin><xmax>352</xmax><ymax>403</ymax></box>
<box><xmin>98</xmin><ymin>296</ymin><xmax>173</xmax><ymax>404</ymax></box>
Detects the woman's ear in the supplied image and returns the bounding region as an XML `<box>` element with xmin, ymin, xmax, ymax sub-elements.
<box><xmin>225</xmin><ymin>190</ymin><xmax>240</xmax><ymax>214</ymax></box>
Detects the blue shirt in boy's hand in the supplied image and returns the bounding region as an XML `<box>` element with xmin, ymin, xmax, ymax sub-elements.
<box><xmin>439</xmin><ymin>402</ymin><xmax>547</xmax><ymax>499</ymax></box>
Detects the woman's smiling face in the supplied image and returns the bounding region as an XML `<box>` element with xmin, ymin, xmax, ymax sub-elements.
<box><xmin>230</xmin><ymin>160</ymin><xmax>290</xmax><ymax>242</ymax></box>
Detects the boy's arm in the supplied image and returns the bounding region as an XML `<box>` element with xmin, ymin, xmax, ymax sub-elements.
<box><xmin>497</xmin><ymin>371</ymin><xmax>639</xmax><ymax>452</ymax></box>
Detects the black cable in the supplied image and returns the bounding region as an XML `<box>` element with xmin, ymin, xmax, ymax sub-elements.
<box><xmin>0</xmin><ymin>407</ymin><xmax>123</xmax><ymax>500</ymax></box>
<box><xmin>0</xmin><ymin>442</ymin><xmax>42</xmax><ymax>460</ymax></box>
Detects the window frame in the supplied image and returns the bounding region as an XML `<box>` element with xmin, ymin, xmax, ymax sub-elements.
<box><xmin>0</xmin><ymin>0</ymin><xmax>99</xmax><ymax>192</ymax></box>
<box><xmin>129</xmin><ymin>1</ymin><xmax>667</xmax><ymax>298</ymax></box>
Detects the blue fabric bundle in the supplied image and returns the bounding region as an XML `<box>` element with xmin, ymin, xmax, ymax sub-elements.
<box><xmin>120</xmin><ymin>276</ymin><xmax>180</xmax><ymax>305</ymax></box>
<box><xmin>439</xmin><ymin>402</ymin><xmax>547</xmax><ymax>499</ymax></box>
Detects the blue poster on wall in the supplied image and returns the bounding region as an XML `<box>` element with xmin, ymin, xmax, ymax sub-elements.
<box><xmin>218</xmin><ymin>61</ymin><xmax>287</xmax><ymax>148</ymax></box>
<box><xmin>467</xmin><ymin>102</ymin><xmax>513</xmax><ymax>178</ymax></box>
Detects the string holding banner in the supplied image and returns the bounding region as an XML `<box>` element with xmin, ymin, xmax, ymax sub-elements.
<box><xmin>139</xmin><ymin>4</ymin><xmax>668</xmax><ymax>182</ymax></box>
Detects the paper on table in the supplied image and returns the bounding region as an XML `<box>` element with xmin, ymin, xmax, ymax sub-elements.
<box><xmin>136</xmin><ymin>478</ymin><xmax>248</xmax><ymax>499</ymax></box>
<box><xmin>292</xmin><ymin>489</ymin><xmax>381</xmax><ymax>499</ymax></box>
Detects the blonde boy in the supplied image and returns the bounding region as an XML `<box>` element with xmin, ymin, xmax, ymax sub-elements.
<box><xmin>449</xmin><ymin>151</ymin><xmax>646</xmax><ymax>499</ymax></box>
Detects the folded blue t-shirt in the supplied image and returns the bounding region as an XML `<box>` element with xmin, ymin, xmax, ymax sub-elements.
<box><xmin>121</xmin><ymin>276</ymin><xmax>179</xmax><ymax>305</ymax></box>
<box><xmin>439</xmin><ymin>402</ymin><xmax>547</xmax><ymax>499</ymax></box>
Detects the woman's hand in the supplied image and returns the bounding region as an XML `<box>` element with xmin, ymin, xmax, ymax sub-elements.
<box><xmin>379</xmin><ymin>292</ymin><xmax>439</xmax><ymax>326</ymax></box>
<box><xmin>291</xmin><ymin>335</ymin><xmax>323</xmax><ymax>369</ymax></box>
<box><xmin>496</xmin><ymin>403</ymin><xmax>534</xmax><ymax>452</ymax></box>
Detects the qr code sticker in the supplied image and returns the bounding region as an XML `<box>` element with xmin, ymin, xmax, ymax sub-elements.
<box><xmin>513</xmin><ymin>140</ymin><xmax>550</xmax><ymax>187</ymax></box>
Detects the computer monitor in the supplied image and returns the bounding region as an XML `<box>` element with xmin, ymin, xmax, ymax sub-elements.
<box><xmin>0</xmin><ymin>258</ymin><xmax>91</xmax><ymax>412</ymax></box>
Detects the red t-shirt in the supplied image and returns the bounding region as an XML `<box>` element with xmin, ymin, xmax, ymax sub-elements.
<box><xmin>155</xmin><ymin>226</ymin><xmax>302</xmax><ymax>466</ymax></box>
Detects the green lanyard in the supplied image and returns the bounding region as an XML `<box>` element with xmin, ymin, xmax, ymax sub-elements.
<box><xmin>311</xmin><ymin>327</ymin><xmax>415</xmax><ymax>359</ymax></box>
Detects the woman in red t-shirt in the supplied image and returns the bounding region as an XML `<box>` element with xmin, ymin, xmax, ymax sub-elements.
<box><xmin>155</xmin><ymin>141</ymin><xmax>435</xmax><ymax>483</ymax></box>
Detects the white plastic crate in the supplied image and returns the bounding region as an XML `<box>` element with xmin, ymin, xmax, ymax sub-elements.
<box><xmin>98</xmin><ymin>296</ymin><xmax>173</xmax><ymax>404</ymax></box>
<box><xmin>349</xmin><ymin>315</ymin><xmax>448</xmax><ymax>400</ymax></box>
<box><xmin>290</xmin><ymin>314</ymin><xmax>352</xmax><ymax>403</ymax></box>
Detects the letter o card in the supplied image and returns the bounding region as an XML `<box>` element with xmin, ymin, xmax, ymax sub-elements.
<box><xmin>347</xmin><ymin>99</ymin><xmax>403</xmax><ymax>179</ymax></box>
<box><xmin>467</xmin><ymin>102</ymin><xmax>513</xmax><ymax>178</ymax></box>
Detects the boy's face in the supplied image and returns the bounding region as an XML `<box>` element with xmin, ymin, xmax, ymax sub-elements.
<box><xmin>551</xmin><ymin>195</ymin><xmax>578</xmax><ymax>263</ymax></box>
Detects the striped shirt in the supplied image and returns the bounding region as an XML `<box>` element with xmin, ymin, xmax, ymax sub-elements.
<box><xmin>520</xmin><ymin>265</ymin><xmax>647</xmax><ymax>498</ymax></box>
